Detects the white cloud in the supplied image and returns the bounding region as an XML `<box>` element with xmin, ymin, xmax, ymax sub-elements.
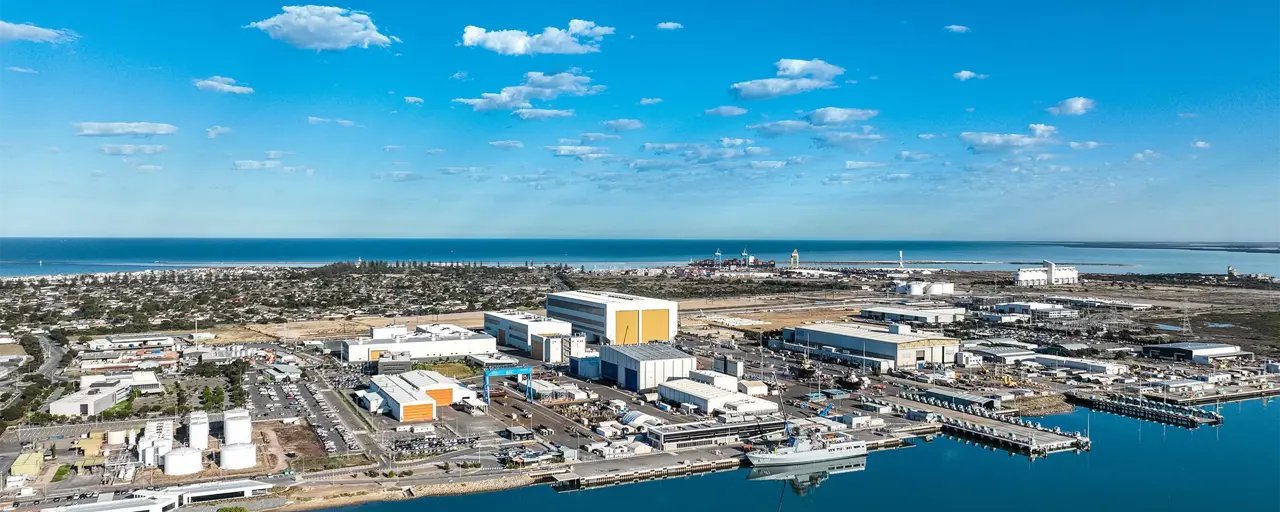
<box><xmin>490</xmin><ymin>140</ymin><xmax>524</xmax><ymax>149</ymax></box>
<box><xmin>454</xmin><ymin>69</ymin><xmax>603</xmax><ymax>111</ymax></box>
<box><xmin>404</xmin><ymin>96</ymin><xmax>424</xmax><ymax>104</ymax></box>
<box><xmin>580</xmin><ymin>132</ymin><xmax>621</xmax><ymax>142</ymax></box>
<box><xmin>845</xmin><ymin>161</ymin><xmax>886</xmax><ymax>169</ymax></box>
<box><xmin>335</xmin><ymin>119</ymin><xmax>356</xmax><ymax>127</ymax></box>
<box><xmin>1177</xmin><ymin>112</ymin><xmax>1198</xmax><ymax>119</ymax></box>
<box><xmin>1132</xmin><ymin>149</ymin><xmax>1159</xmax><ymax>161</ymax></box>
<box><xmin>232</xmin><ymin>159</ymin><xmax>283</xmax><ymax>170</ymax></box>
<box><xmin>73</xmin><ymin>122</ymin><xmax>178</xmax><ymax>136</ymax></box>
<box><xmin>439</xmin><ymin>166</ymin><xmax>484</xmax><ymax>176</ymax></box>
<box><xmin>918</xmin><ymin>133</ymin><xmax>936</xmax><ymax>140</ymax></box>
<box><xmin>880</xmin><ymin>173</ymin><xmax>911</xmax><ymax>181</ymax></box>
<box><xmin>450</xmin><ymin>71</ymin><xmax>468</xmax><ymax>81</ymax></box>
<box><xmin>90</xmin><ymin>170</ymin><xmax>105</xmax><ymax>177</ymax></box>
<box><xmin>811</xmin><ymin>131</ymin><xmax>884</xmax><ymax>149</ymax></box>
<box><xmin>461</xmin><ymin>19</ymin><xmax>615</xmax><ymax>55</ymax></box>
<box><xmin>630</xmin><ymin>159</ymin><xmax>683</xmax><ymax>171</ymax></box>
<box><xmin>705</xmin><ymin>105</ymin><xmax>748</xmax><ymax>117</ymax></box>
<box><xmin>6</xmin><ymin>66</ymin><xmax>37</xmax><ymax>74</ymax></box>
<box><xmin>639</xmin><ymin>97</ymin><xmax>663</xmax><ymax>105</ymax></box>
<box><xmin>0</xmin><ymin>20</ymin><xmax>78</xmax><ymax>44</ymax></box>
<box><xmin>656</xmin><ymin>22</ymin><xmax>683</xmax><ymax>30</ymax></box>
<box><xmin>1068</xmin><ymin>141</ymin><xmax>1100</xmax><ymax>150</ymax></box>
<box><xmin>732</xmin><ymin>58</ymin><xmax>845</xmax><ymax>100</ymax></box>
<box><xmin>513</xmin><ymin>108</ymin><xmax>574</xmax><ymax>120</ymax></box>
<box><xmin>193</xmin><ymin>76</ymin><xmax>254</xmax><ymax>94</ymax></box>
<box><xmin>685</xmin><ymin>147</ymin><xmax>745</xmax><ymax>163</ymax></box>
<box><xmin>603</xmin><ymin>118</ymin><xmax>644</xmax><ymax>131</ymax></box>
<box><xmin>641</xmin><ymin>143</ymin><xmax>693</xmax><ymax>154</ymax></box>
<box><xmin>744</xmin><ymin>146</ymin><xmax>770</xmax><ymax>157</ymax></box>
<box><xmin>383</xmin><ymin>145</ymin><xmax>402</xmax><ymax>152</ymax></box>
<box><xmin>748</xmin><ymin>120</ymin><xmax>812</xmax><ymax>137</ymax></box>
<box><xmin>265</xmin><ymin>150</ymin><xmax>287</xmax><ymax>159</ymax></box>
<box><xmin>307</xmin><ymin>116</ymin><xmax>329</xmax><ymax>124</ymax></box>
<box><xmin>424</xmin><ymin>148</ymin><xmax>446</xmax><ymax>155</ymax></box>
<box><xmin>1192</xmin><ymin>140</ymin><xmax>1210</xmax><ymax>149</ymax></box>
<box><xmin>308</xmin><ymin>116</ymin><xmax>356</xmax><ymax>126</ymax></box>
<box><xmin>1029</xmin><ymin>123</ymin><xmax>1057</xmax><ymax>137</ymax></box>
<box><xmin>943</xmin><ymin>24</ymin><xmax>970</xmax><ymax>33</ymax></box>
<box><xmin>803</xmin><ymin>107</ymin><xmax>878</xmax><ymax>125</ymax></box>
<box><xmin>546</xmin><ymin>145</ymin><xmax>602</xmax><ymax>158</ymax></box>
<box><xmin>1046</xmin><ymin>96</ymin><xmax>1096</xmax><ymax>115</ymax></box>
<box><xmin>896</xmin><ymin>151</ymin><xmax>936</xmax><ymax>162</ymax></box>
<box><xmin>720</xmin><ymin>137</ymin><xmax>753</xmax><ymax>147</ymax></box>
<box><xmin>135</xmin><ymin>164</ymin><xmax>162</xmax><ymax>172</ymax></box>
<box><xmin>377</xmin><ymin>171</ymin><xmax>423</xmax><ymax>182</ymax></box>
<box><xmin>100</xmin><ymin>144</ymin><xmax>167</xmax><ymax>155</ymax></box>
<box><xmin>246</xmin><ymin>5</ymin><xmax>395</xmax><ymax>50</ymax></box>
<box><xmin>205</xmin><ymin>125</ymin><xmax>231</xmax><ymax>139</ymax></box>
<box><xmin>953</xmin><ymin>70</ymin><xmax>987</xmax><ymax>81</ymax></box>
<box><xmin>749</xmin><ymin>161</ymin><xmax>787</xmax><ymax>169</ymax></box>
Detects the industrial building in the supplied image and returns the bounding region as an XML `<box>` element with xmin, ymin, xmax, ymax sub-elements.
<box><xmin>483</xmin><ymin>310</ymin><xmax>573</xmax><ymax>351</ymax></box>
<box><xmin>782</xmin><ymin>323</ymin><xmax>959</xmax><ymax>369</ymax></box>
<box><xmin>158</xmin><ymin>480</ymin><xmax>275</xmax><ymax>505</ymax></box>
<box><xmin>712</xmin><ymin>356</ymin><xmax>746</xmax><ymax>378</ymax></box>
<box><xmin>980</xmin><ymin>312</ymin><xmax>1031</xmax><ymax>324</ymax></box>
<box><xmin>41</xmin><ymin>495</ymin><xmax>180</xmax><ymax>512</ymax></box>
<box><xmin>363</xmin><ymin>369</ymin><xmax>475</xmax><ymax>422</ymax></box>
<box><xmin>768</xmin><ymin>338</ymin><xmax>896</xmax><ymax>373</ymax></box>
<box><xmin>342</xmin><ymin>324</ymin><xmax>496</xmax><ymax>362</ymax></box>
<box><xmin>569</xmin><ymin>354</ymin><xmax>601</xmax><ymax>380</ymax></box>
<box><xmin>545</xmin><ymin>290</ymin><xmax>678</xmax><ymax>344</ymax></box>
<box><xmin>1014</xmin><ymin>261</ymin><xmax>1079</xmax><ymax>286</ymax></box>
<box><xmin>50</xmin><ymin>372</ymin><xmax>162</xmax><ymax>416</ymax></box>
<box><xmin>966</xmin><ymin>346</ymin><xmax>1038</xmax><ymax>364</ymax></box>
<box><xmin>86</xmin><ymin>333</ymin><xmax>175</xmax><ymax>351</ymax></box>
<box><xmin>530</xmin><ymin>333</ymin><xmax>587</xmax><ymax>363</ymax></box>
<box><xmin>859</xmin><ymin>306</ymin><xmax>966</xmax><ymax>324</ymax></box>
<box><xmin>1033</xmin><ymin>355</ymin><xmax>1128</xmax><ymax>375</ymax></box>
<box><xmin>137</xmin><ymin>420</ymin><xmax>174</xmax><ymax>467</ymax></box>
<box><xmin>599</xmin><ymin>343</ymin><xmax>696</xmax><ymax>391</ymax></box>
<box><xmin>10</xmin><ymin>451</ymin><xmax>42</xmax><ymax>478</ymax></box>
<box><xmin>657</xmin><ymin>379</ymin><xmax>779</xmax><ymax>415</ymax></box>
<box><xmin>894</xmin><ymin>281</ymin><xmax>955</xmax><ymax>296</ymax></box>
<box><xmin>1140</xmin><ymin>342</ymin><xmax>1254</xmax><ymax>364</ymax></box>
<box><xmin>373</xmin><ymin>353</ymin><xmax>414</xmax><ymax>375</ymax></box>
<box><xmin>644</xmin><ymin>414</ymin><xmax>786</xmax><ymax>451</ymax></box>
<box><xmin>738</xmin><ymin>380</ymin><xmax>769</xmax><ymax>396</ymax></box>
<box><xmin>923</xmin><ymin>388</ymin><xmax>1002</xmax><ymax>409</ymax></box>
<box><xmin>994</xmin><ymin>302</ymin><xmax>1080</xmax><ymax>319</ymax></box>
<box><xmin>689</xmin><ymin>369</ymin><xmax>738</xmax><ymax>391</ymax></box>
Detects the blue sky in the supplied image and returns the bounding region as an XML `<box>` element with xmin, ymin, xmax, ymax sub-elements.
<box><xmin>1</xmin><ymin>1</ymin><xmax>1277</xmax><ymax>241</ymax></box>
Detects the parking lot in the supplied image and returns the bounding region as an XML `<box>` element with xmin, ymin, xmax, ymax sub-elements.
<box><xmin>243</xmin><ymin>369</ymin><xmax>360</xmax><ymax>455</ymax></box>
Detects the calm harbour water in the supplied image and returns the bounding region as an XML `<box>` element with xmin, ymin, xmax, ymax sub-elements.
<box><xmin>333</xmin><ymin>400</ymin><xmax>1279</xmax><ymax>512</ymax></box>
<box><xmin>1</xmin><ymin>238</ymin><xmax>1276</xmax><ymax>276</ymax></box>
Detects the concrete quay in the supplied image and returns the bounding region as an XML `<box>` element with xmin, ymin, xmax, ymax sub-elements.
<box><xmin>1067</xmin><ymin>392</ymin><xmax>1222</xmax><ymax>428</ymax></box>
<box><xmin>876</xmin><ymin>395</ymin><xmax>1090</xmax><ymax>458</ymax></box>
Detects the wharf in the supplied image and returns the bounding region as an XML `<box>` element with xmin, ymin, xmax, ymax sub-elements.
<box><xmin>879</xmin><ymin>395</ymin><xmax>1089</xmax><ymax>458</ymax></box>
<box><xmin>1068</xmin><ymin>392</ymin><xmax>1222</xmax><ymax>428</ymax></box>
<box><xmin>1142</xmin><ymin>387</ymin><xmax>1280</xmax><ymax>406</ymax></box>
<box><xmin>550</xmin><ymin>451</ymin><xmax>744</xmax><ymax>492</ymax></box>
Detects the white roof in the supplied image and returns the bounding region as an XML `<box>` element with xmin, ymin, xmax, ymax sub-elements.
<box><xmin>795</xmin><ymin>323</ymin><xmax>955</xmax><ymax>344</ymax></box>
<box><xmin>485</xmin><ymin>310</ymin><xmax>570</xmax><ymax>325</ymax></box>
<box><xmin>550</xmin><ymin>290</ymin><xmax>675</xmax><ymax>305</ymax></box>
<box><xmin>739</xmin><ymin>380</ymin><xmax>768</xmax><ymax>388</ymax></box>
<box><xmin>863</xmin><ymin>306</ymin><xmax>964</xmax><ymax>317</ymax></box>
<box><xmin>372</xmin><ymin>371</ymin><xmax>441</xmax><ymax>406</ymax></box>
<box><xmin>659</xmin><ymin>378</ymin><xmax>736</xmax><ymax>399</ymax></box>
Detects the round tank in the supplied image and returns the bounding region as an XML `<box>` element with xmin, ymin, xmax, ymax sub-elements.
<box><xmin>107</xmin><ymin>430</ymin><xmax>126</xmax><ymax>445</ymax></box>
<box><xmin>125</xmin><ymin>429</ymin><xmax>138</xmax><ymax>447</ymax></box>
<box><xmin>222</xmin><ymin>409</ymin><xmax>252</xmax><ymax>445</ymax></box>
<box><xmin>163</xmin><ymin>447</ymin><xmax>203</xmax><ymax>476</ymax></box>
<box><xmin>188</xmin><ymin>412</ymin><xmax>210</xmax><ymax>451</ymax></box>
<box><xmin>908</xmin><ymin>283</ymin><xmax>925</xmax><ymax>295</ymax></box>
<box><xmin>219</xmin><ymin>443</ymin><xmax>256</xmax><ymax>470</ymax></box>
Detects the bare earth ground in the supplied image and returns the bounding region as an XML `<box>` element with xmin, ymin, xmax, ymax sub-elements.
<box><xmin>0</xmin><ymin>344</ymin><xmax>29</xmax><ymax>357</ymax></box>
<box><xmin>271</xmin><ymin>424</ymin><xmax>328</xmax><ymax>459</ymax></box>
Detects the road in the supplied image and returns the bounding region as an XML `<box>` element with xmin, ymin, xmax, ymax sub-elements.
<box><xmin>36</xmin><ymin>335</ymin><xmax>69</xmax><ymax>381</ymax></box>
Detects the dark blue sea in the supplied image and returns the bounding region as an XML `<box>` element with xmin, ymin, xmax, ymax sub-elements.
<box><xmin>0</xmin><ymin>238</ymin><xmax>1276</xmax><ymax>276</ymax></box>
<box><xmin>333</xmin><ymin>399</ymin><xmax>1280</xmax><ymax>512</ymax></box>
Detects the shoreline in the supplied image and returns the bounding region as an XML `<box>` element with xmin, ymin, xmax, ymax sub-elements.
<box><xmin>272</xmin><ymin>475</ymin><xmax>536</xmax><ymax>512</ymax></box>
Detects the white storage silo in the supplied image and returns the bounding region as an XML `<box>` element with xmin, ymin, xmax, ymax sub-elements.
<box><xmin>219</xmin><ymin>443</ymin><xmax>257</xmax><ymax>470</ymax></box>
<box><xmin>223</xmin><ymin>409</ymin><xmax>252</xmax><ymax>445</ymax></box>
<box><xmin>125</xmin><ymin>429</ymin><xmax>138</xmax><ymax>447</ymax></box>
<box><xmin>163</xmin><ymin>447</ymin><xmax>203</xmax><ymax>476</ymax></box>
<box><xmin>908</xmin><ymin>282</ymin><xmax>926</xmax><ymax>295</ymax></box>
<box><xmin>107</xmin><ymin>430</ymin><xmax>126</xmax><ymax>445</ymax></box>
<box><xmin>188</xmin><ymin>411</ymin><xmax>210</xmax><ymax>450</ymax></box>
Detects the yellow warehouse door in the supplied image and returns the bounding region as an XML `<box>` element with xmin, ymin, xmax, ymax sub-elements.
<box><xmin>641</xmin><ymin>309</ymin><xmax>670</xmax><ymax>342</ymax></box>
<box><xmin>615</xmin><ymin>310</ymin><xmax>639</xmax><ymax>344</ymax></box>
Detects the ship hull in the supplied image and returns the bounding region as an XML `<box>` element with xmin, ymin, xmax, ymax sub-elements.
<box><xmin>747</xmin><ymin>444</ymin><xmax>868</xmax><ymax>467</ymax></box>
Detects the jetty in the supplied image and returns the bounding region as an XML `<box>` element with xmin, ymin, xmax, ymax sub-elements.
<box><xmin>1067</xmin><ymin>392</ymin><xmax>1223</xmax><ymax>428</ymax></box>
<box><xmin>876</xmin><ymin>395</ymin><xmax>1091</xmax><ymax>459</ymax></box>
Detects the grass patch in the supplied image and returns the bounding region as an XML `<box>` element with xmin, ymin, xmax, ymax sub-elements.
<box><xmin>1198</xmin><ymin>311</ymin><xmax>1280</xmax><ymax>356</ymax></box>
<box><xmin>290</xmin><ymin>454</ymin><xmax>373</xmax><ymax>473</ymax></box>
<box><xmin>51</xmin><ymin>464</ymin><xmax>71</xmax><ymax>482</ymax></box>
<box><xmin>412</xmin><ymin>362</ymin><xmax>478</xmax><ymax>379</ymax></box>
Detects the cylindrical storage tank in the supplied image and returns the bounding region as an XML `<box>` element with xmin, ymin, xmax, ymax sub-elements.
<box><xmin>219</xmin><ymin>443</ymin><xmax>256</xmax><ymax>471</ymax></box>
<box><xmin>125</xmin><ymin>429</ymin><xmax>138</xmax><ymax>447</ymax></box>
<box><xmin>107</xmin><ymin>430</ymin><xmax>126</xmax><ymax>445</ymax></box>
<box><xmin>163</xmin><ymin>447</ymin><xmax>203</xmax><ymax>476</ymax></box>
<box><xmin>188</xmin><ymin>412</ymin><xmax>210</xmax><ymax>451</ymax></box>
<box><xmin>908</xmin><ymin>283</ymin><xmax>925</xmax><ymax>295</ymax></box>
<box><xmin>223</xmin><ymin>409</ymin><xmax>252</xmax><ymax>445</ymax></box>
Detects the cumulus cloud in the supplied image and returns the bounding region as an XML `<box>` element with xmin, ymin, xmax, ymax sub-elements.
<box><xmin>639</xmin><ymin>97</ymin><xmax>663</xmax><ymax>105</ymax></box>
<box><xmin>803</xmin><ymin>107</ymin><xmax>878</xmax><ymax>125</ymax></box>
<box><xmin>1192</xmin><ymin>140</ymin><xmax>1210</xmax><ymax>149</ymax></box>
<box><xmin>404</xmin><ymin>96</ymin><xmax>424</xmax><ymax>104</ymax></box>
<box><xmin>720</xmin><ymin>137</ymin><xmax>753</xmax><ymax>147</ymax></box>
<box><xmin>731</xmin><ymin>58</ymin><xmax>845</xmax><ymax>100</ymax></box>
<box><xmin>461</xmin><ymin>20</ymin><xmax>614</xmax><ymax>55</ymax></box>
<box><xmin>1132</xmin><ymin>149</ymin><xmax>1159</xmax><ymax>161</ymax></box>
<box><xmin>812</xmin><ymin>131</ymin><xmax>884</xmax><ymax>149</ymax></box>
<box><xmin>6</xmin><ymin>66</ymin><xmax>37</xmax><ymax>73</ymax></box>
<box><xmin>513</xmin><ymin>108</ymin><xmax>574</xmax><ymax>120</ymax></box>
<box><xmin>630</xmin><ymin>159</ymin><xmax>683</xmax><ymax>171</ymax></box>
<box><xmin>489</xmin><ymin>140</ymin><xmax>524</xmax><ymax>149</ymax></box>
<box><xmin>193</xmin><ymin>76</ymin><xmax>254</xmax><ymax>94</ymax></box>
<box><xmin>546</xmin><ymin>145</ymin><xmax>602</xmax><ymax>158</ymax></box>
<box><xmin>960</xmin><ymin>124</ymin><xmax>1060</xmax><ymax>153</ymax></box>
<box><xmin>603</xmin><ymin>118</ymin><xmax>644</xmax><ymax>131</ymax></box>
<box><xmin>656</xmin><ymin>22</ymin><xmax>683</xmax><ymax>30</ymax></box>
<box><xmin>1068</xmin><ymin>141</ymin><xmax>1100</xmax><ymax>150</ymax></box>
<box><xmin>748</xmin><ymin>120</ymin><xmax>812</xmax><ymax>137</ymax></box>
<box><xmin>99</xmin><ymin>144</ymin><xmax>167</xmax><ymax>155</ymax></box>
<box><xmin>0</xmin><ymin>20</ymin><xmax>78</xmax><ymax>44</ymax></box>
<box><xmin>206</xmin><ymin>126</ymin><xmax>231</xmax><ymax>139</ymax></box>
<box><xmin>705</xmin><ymin>106</ymin><xmax>748</xmax><ymax>117</ymax></box>
<box><xmin>246</xmin><ymin>5</ymin><xmax>395</xmax><ymax>50</ymax></box>
<box><xmin>265</xmin><ymin>150</ymin><xmax>287</xmax><ymax>159</ymax></box>
<box><xmin>73</xmin><ymin>122</ymin><xmax>178</xmax><ymax>137</ymax></box>
<box><xmin>845</xmin><ymin>161</ymin><xmax>886</xmax><ymax>169</ymax></box>
<box><xmin>641</xmin><ymin>143</ymin><xmax>694</xmax><ymax>154</ymax></box>
<box><xmin>232</xmin><ymin>159</ymin><xmax>283</xmax><ymax>170</ymax></box>
<box><xmin>453</xmin><ymin>69</ymin><xmax>602</xmax><ymax>111</ymax></box>
<box><xmin>450</xmin><ymin>71</ymin><xmax>468</xmax><ymax>81</ymax></box>
<box><xmin>376</xmin><ymin>171</ymin><xmax>423</xmax><ymax>182</ymax></box>
<box><xmin>896</xmin><ymin>151</ymin><xmax>936</xmax><ymax>162</ymax></box>
<box><xmin>953</xmin><ymin>70</ymin><xmax>987</xmax><ymax>81</ymax></box>
<box><xmin>1046</xmin><ymin>96</ymin><xmax>1096</xmax><ymax>115</ymax></box>
<box><xmin>580</xmin><ymin>132</ymin><xmax>621</xmax><ymax>142</ymax></box>
<box><xmin>943</xmin><ymin>25</ymin><xmax>970</xmax><ymax>33</ymax></box>
<box><xmin>918</xmin><ymin>134</ymin><xmax>936</xmax><ymax>140</ymax></box>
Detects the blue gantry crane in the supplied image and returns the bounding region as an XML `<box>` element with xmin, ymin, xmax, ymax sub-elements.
<box><xmin>483</xmin><ymin>366</ymin><xmax>535</xmax><ymax>403</ymax></box>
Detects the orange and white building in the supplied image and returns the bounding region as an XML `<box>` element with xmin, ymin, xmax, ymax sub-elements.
<box><xmin>545</xmin><ymin>291</ymin><xmax>677</xmax><ymax>345</ymax></box>
<box><xmin>363</xmin><ymin>370</ymin><xmax>477</xmax><ymax>422</ymax></box>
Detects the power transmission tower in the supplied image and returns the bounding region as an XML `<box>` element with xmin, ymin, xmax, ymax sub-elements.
<box><xmin>1179</xmin><ymin>298</ymin><xmax>1194</xmax><ymax>336</ymax></box>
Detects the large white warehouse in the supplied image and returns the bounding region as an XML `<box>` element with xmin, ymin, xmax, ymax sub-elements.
<box><xmin>546</xmin><ymin>290</ymin><xmax>678</xmax><ymax>345</ymax></box>
<box><xmin>859</xmin><ymin>306</ymin><xmax>966</xmax><ymax>324</ymax></box>
<box><xmin>1015</xmin><ymin>261</ymin><xmax>1079</xmax><ymax>286</ymax></box>
<box><xmin>483</xmin><ymin>310</ymin><xmax>573</xmax><ymax>352</ymax></box>
<box><xmin>363</xmin><ymin>370</ymin><xmax>476</xmax><ymax>422</ymax></box>
<box><xmin>49</xmin><ymin>372</ymin><xmax>161</xmax><ymax>417</ymax></box>
<box><xmin>658</xmin><ymin>379</ymin><xmax>778</xmax><ymax>416</ymax></box>
<box><xmin>783</xmin><ymin>323</ymin><xmax>958</xmax><ymax>369</ymax></box>
<box><xmin>600</xmin><ymin>344</ymin><xmax>696</xmax><ymax>391</ymax></box>
<box><xmin>342</xmin><ymin>324</ymin><xmax>497</xmax><ymax>362</ymax></box>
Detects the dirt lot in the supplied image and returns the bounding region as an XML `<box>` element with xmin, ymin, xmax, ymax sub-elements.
<box><xmin>729</xmin><ymin>307</ymin><xmax>864</xmax><ymax>334</ymax></box>
<box><xmin>0</xmin><ymin>344</ymin><xmax>28</xmax><ymax>357</ymax></box>
<box><xmin>271</xmin><ymin>423</ymin><xmax>327</xmax><ymax>458</ymax></box>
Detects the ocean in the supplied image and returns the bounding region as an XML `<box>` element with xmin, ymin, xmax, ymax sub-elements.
<box><xmin>1</xmin><ymin>238</ymin><xmax>1277</xmax><ymax>277</ymax></box>
<box><xmin>329</xmin><ymin>399</ymin><xmax>1280</xmax><ymax>512</ymax></box>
